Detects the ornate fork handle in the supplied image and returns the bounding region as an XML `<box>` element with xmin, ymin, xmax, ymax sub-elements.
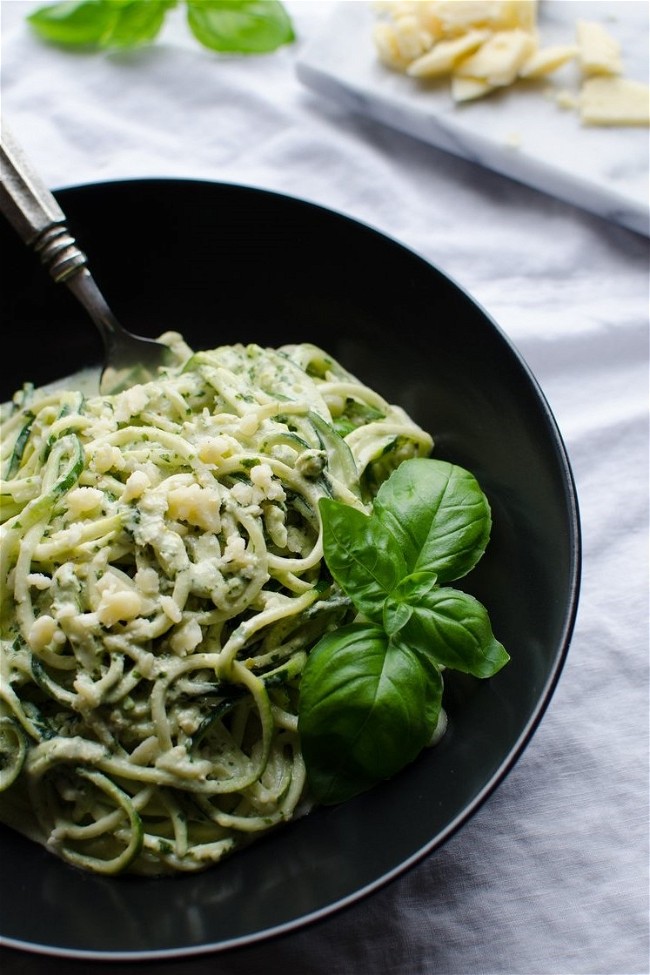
<box><xmin>32</xmin><ymin>224</ymin><xmax>89</xmax><ymax>284</ymax></box>
<box><xmin>0</xmin><ymin>125</ymin><xmax>87</xmax><ymax>281</ymax></box>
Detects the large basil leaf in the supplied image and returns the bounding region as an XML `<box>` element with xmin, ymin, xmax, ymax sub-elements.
<box><xmin>373</xmin><ymin>457</ymin><xmax>492</xmax><ymax>582</ymax></box>
<box><xmin>401</xmin><ymin>586</ymin><xmax>510</xmax><ymax>678</ymax></box>
<box><xmin>28</xmin><ymin>0</ymin><xmax>172</xmax><ymax>48</ymax></box>
<box><xmin>28</xmin><ymin>1</ymin><xmax>118</xmax><ymax>46</ymax></box>
<box><xmin>186</xmin><ymin>0</ymin><xmax>294</xmax><ymax>53</ymax></box>
<box><xmin>299</xmin><ymin>623</ymin><xmax>443</xmax><ymax>804</ymax></box>
<box><xmin>319</xmin><ymin>498</ymin><xmax>407</xmax><ymax>623</ymax></box>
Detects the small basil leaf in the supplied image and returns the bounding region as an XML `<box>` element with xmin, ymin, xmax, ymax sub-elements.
<box><xmin>391</xmin><ymin>570</ymin><xmax>439</xmax><ymax>603</ymax></box>
<box><xmin>402</xmin><ymin>586</ymin><xmax>510</xmax><ymax>678</ymax></box>
<box><xmin>186</xmin><ymin>0</ymin><xmax>295</xmax><ymax>54</ymax></box>
<box><xmin>319</xmin><ymin>497</ymin><xmax>407</xmax><ymax>622</ymax></box>
<box><xmin>383</xmin><ymin>570</ymin><xmax>438</xmax><ymax>637</ymax></box>
<box><xmin>28</xmin><ymin>1</ymin><xmax>116</xmax><ymax>46</ymax></box>
<box><xmin>299</xmin><ymin>623</ymin><xmax>443</xmax><ymax>804</ymax></box>
<box><xmin>383</xmin><ymin>597</ymin><xmax>412</xmax><ymax>637</ymax></box>
<box><xmin>374</xmin><ymin>457</ymin><xmax>492</xmax><ymax>583</ymax></box>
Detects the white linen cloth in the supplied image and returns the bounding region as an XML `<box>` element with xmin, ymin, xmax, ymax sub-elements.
<box><xmin>0</xmin><ymin>2</ymin><xmax>648</xmax><ymax>974</ymax></box>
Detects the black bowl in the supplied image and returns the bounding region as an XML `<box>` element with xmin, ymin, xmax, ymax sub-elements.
<box><xmin>0</xmin><ymin>178</ymin><xmax>580</xmax><ymax>960</ymax></box>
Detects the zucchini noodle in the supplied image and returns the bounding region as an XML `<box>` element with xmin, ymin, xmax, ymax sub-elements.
<box><xmin>0</xmin><ymin>334</ymin><xmax>433</xmax><ymax>875</ymax></box>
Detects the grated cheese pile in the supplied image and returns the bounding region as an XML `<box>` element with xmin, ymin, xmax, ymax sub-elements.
<box><xmin>372</xmin><ymin>0</ymin><xmax>650</xmax><ymax>126</ymax></box>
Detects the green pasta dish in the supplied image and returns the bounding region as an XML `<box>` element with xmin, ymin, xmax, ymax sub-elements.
<box><xmin>0</xmin><ymin>335</ymin><xmax>508</xmax><ymax>876</ymax></box>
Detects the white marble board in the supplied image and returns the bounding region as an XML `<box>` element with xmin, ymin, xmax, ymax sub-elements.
<box><xmin>296</xmin><ymin>1</ymin><xmax>650</xmax><ymax>236</ymax></box>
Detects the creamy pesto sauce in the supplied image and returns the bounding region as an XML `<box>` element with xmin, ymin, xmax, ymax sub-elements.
<box><xmin>0</xmin><ymin>340</ymin><xmax>433</xmax><ymax>875</ymax></box>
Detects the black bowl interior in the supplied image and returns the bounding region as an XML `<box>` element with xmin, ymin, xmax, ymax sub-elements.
<box><xmin>0</xmin><ymin>179</ymin><xmax>581</xmax><ymax>960</ymax></box>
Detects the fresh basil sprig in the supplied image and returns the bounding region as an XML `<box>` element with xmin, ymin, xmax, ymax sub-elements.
<box><xmin>298</xmin><ymin>457</ymin><xmax>510</xmax><ymax>805</ymax></box>
<box><xmin>27</xmin><ymin>0</ymin><xmax>295</xmax><ymax>55</ymax></box>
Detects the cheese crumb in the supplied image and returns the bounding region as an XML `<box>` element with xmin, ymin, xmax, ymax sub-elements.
<box><xmin>430</xmin><ymin>0</ymin><xmax>538</xmax><ymax>34</ymax></box>
<box><xmin>407</xmin><ymin>29</ymin><xmax>489</xmax><ymax>77</ymax></box>
<box><xmin>169</xmin><ymin>619</ymin><xmax>203</xmax><ymax>655</ymax></box>
<box><xmin>97</xmin><ymin>589</ymin><xmax>142</xmax><ymax>626</ymax></box>
<box><xmin>95</xmin><ymin>571</ymin><xmax>143</xmax><ymax>625</ymax></box>
<box><xmin>167</xmin><ymin>483</ymin><xmax>221</xmax><ymax>532</ymax></box>
<box><xmin>114</xmin><ymin>384</ymin><xmax>149</xmax><ymax>424</ymax></box>
<box><xmin>579</xmin><ymin>76</ymin><xmax>650</xmax><ymax>126</ymax></box>
<box><xmin>454</xmin><ymin>28</ymin><xmax>537</xmax><ymax>87</ymax></box>
<box><xmin>576</xmin><ymin>19</ymin><xmax>622</xmax><ymax>77</ymax></box>
<box><xmin>92</xmin><ymin>444</ymin><xmax>125</xmax><ymax>474</ymax></box>
<box><xmin>198</xmin><ymin>436</ymin><xmax>233</xmax><ymax>464</ymax></box>
<box><xmin>135</xmin><ymin>566</ymin><xmax>160</xmax><ymax>594</ymax></box>
<box><xmin>250</xmin><ymin>462</ymin><xmax>285</xmax><ymax>502</ymax></box>
<box><xmin>519</xmin><ymin>44</ymin><xmax>579</xmax><ymax>79</ymax></box>
<box><xmin>555</xmin><ymin>88</ymin><xmax>580</xmax><ymax>111</ymax></box>
<box><xmin>451</xmin><ymin>74</ymin><xmax>494</xmax><ymax>102</ymax></box>
<box><xmin>123</xmin><ymin>470</ymin><xmax>151</xmax><ymax>502</ymax></box>
<box><xmin>66</xmin><ymin>486</ymin><xmax>104</xmax><ymax>518</ymax></box>
<box><xmin>392</xmin><ymin>13</ymin><xmax>434</xmax><ymax>62</ymax></box>
<box><xmin>221</xmin><ymin>535</ymin><xmax>247</xmax><ymax>565</ymax></box>
<box><xmin>28</xmin><ymin>615</ymin><xmax>57</xmax><ymax>651</ymax></box>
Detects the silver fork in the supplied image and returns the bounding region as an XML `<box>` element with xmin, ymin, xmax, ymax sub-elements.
<box><xmin>0</xmin><ymin>125</ymin><xmax>173</xmax><ymax>394</ymax></box>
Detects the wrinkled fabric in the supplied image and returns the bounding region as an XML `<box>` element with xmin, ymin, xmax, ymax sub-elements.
<box><xmin>0</xmin><ymin>2</ymin><xmax>648</xmax><ymax>973</ymax></box>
